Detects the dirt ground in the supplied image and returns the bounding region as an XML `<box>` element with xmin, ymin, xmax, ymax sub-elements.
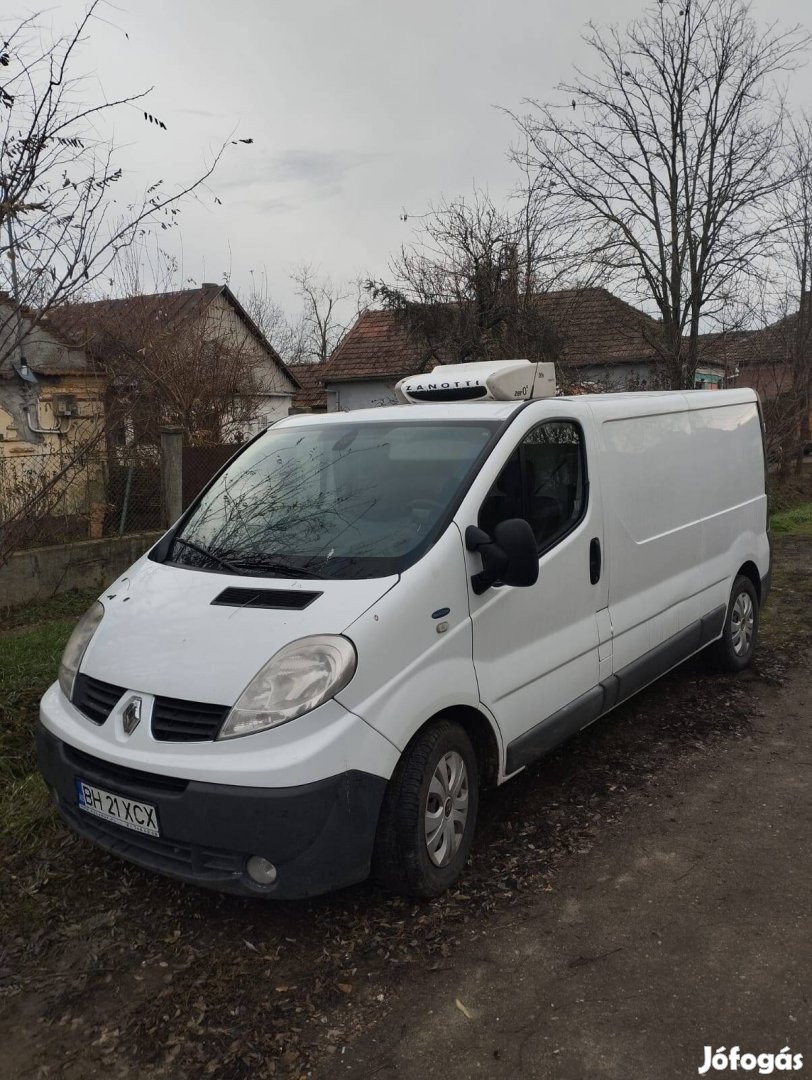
<box><xmin>1</xmin><ymin>536</ymin><xmax>810</xmax><ymax>1080</ymax></box>
<box><xmin>327</xmin><ymin>649</ymin><xmax>812</xmax><ymax>1080</ymax></box>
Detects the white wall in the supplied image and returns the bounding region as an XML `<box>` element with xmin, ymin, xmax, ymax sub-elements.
<box><xmin>325</xmin><ymin>379</ymin><xmax>399</xmax><ymax>412</ymax></box>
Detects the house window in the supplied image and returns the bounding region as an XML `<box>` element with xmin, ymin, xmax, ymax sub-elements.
<box><xmin>478</xmin><ymin>420</ymin><xmax>587</xmax><ymax>553</ymax></box>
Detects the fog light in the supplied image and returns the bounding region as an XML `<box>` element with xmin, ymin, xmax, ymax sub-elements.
<box><xmin>246</xmin><ymin>855</ymin><xmax>277</xmax><ymax>886</ymax></box>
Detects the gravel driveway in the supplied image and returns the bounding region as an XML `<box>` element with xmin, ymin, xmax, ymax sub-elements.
<box><xmin>1</xmin><ymin>537</ymin><xmax>809</xmax><ymax>1080</ymax></box>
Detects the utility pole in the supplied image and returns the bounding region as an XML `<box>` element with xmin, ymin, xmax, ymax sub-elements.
<box><xmin>1</xmin><ymin>200</ymin><xmax>46</xmax><ymax>375</ymax></box>
<box><xmin>4</xmin><ymin>212</ymin><xmax>27</xmax><ymax>374</ymax></box>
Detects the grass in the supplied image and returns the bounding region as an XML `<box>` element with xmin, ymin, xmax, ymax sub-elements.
<box><xmin>0</xmin><ymin>587</ymin><xmax>99</xmax><ymax>632</ymax></box>
<box><xmin>0</xmin><ymin>612</ymin><xmax>81</xmax><ymax>850</ymax></box>
<box><xmin>770</xmin><ymin>501</ymin><xmax>812</xmax><ymax>536</ymax></box>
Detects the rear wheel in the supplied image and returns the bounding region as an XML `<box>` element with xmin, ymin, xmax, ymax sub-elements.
<box><xmin>373</xmin><ymin>719</ymin><xmax>479</xmax><ymax>898</ymax></box>
<box><xmin>709</xmin><ymin>575</ymin><xmax>759</xmax><ymax>673</ymax></box>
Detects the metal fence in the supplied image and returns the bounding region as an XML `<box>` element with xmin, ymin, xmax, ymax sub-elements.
<box><xmin>182</xmin><ymin>443</ymin><xmax>240</xmax><ymax>508</ymax></box>
<box><xmin>0</xmin><ymin>442</ymin><xmax>239</xmax><ymax>558</ymax></box>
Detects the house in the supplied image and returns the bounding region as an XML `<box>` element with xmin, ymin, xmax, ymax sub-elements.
<box><xmin>0</xmin><ymin>293</ymin><xmax>108</xmax><ymax>540</ymax></box>
<box><xmin>315</xmin><ymin>288</ymin><xmax>727</xmax><ymax>412</ymax></box>
<box><xmin>0</xmin><ymin>293</ymin><xmax>105</xmax><ymax>452</ymax></box>
<box><xmin>287</xmin><ymin>361</ymin><xmax>328</xmax><ymax>412</ymax></box>
<box><xmin>535</xmin><ymin>288</ymin><xmax>726</xmax><ymax>389</ymax></box>
<box><xmin>46</xmin><ymin>283</ymin><xmax>300</xmax><ymax>442</ymax></box>
<box><xmin>699</xmin><ymin>297</ymin><xmax>811</xmax><ymax>401</ymax></box>
<box><xmin>319</xmin><ymin>309</ymin><xmax>423</xmax><ymax>411</ymax></box>
<box><xmin>698</xmin><ymin>294</ymin><xmax>812</xmax><ymax>443</ymax></box>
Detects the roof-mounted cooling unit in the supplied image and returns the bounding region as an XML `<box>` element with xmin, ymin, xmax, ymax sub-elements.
<box><xmin>395</xmin><ymin>360</ymin><xmax>556</xmax><ymax>404</ymax></box>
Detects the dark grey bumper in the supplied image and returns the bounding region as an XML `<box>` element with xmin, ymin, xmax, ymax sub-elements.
<box><xmin>37</xmin><ymin>723</ymin><xmax>387</xmax><ymax>899</ymax></box>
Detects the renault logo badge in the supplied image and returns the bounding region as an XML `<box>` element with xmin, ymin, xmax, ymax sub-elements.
<box><xmin>122</xmin><ymin>697</ymin><xmax>142</xmax><ymax>736</ymax></box>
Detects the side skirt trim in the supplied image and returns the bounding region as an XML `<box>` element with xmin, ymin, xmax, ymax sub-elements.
<box><xmin>504</xmin><ymin>604</ymin><xmax>727</xmax><ymax>774</ymax></box>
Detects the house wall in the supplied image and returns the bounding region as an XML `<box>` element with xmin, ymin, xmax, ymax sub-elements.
<box><xmin>566</xmin><ymin>362</ymin><xmax>655</xmax><ymax>390</ymax></box>
<box><xmin>569</xmin><ymin>362</ymin><xmax>725</xmax><ymax>391</ymax></box>
<box><xmin>1</xmin><ymin>302</ymin><xmax>108</xmax><ymax>530</ymax></box>
<box><xmin>1</xmin><ymin>301</ymin><xmax>104</xmax><ymax>455</ymax></box>
<box><xmin>325</xmin><ymin>379</ymin><xmax>400</xmax><ymax>412</ymax></box>
<box><xmin>203</xmin><ymin>294</ymin><xmax>295</xmax><ymax>433</ymax></box>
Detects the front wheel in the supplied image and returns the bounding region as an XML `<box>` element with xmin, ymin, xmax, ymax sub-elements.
<box><xmin>708</xmin><ymin>575</ymin><xmax>759</xmax><ymax>673</ymax></box>
<box><xmin>373</xmin><ymin>719</ymin><xmax>479</xmax><ymax>898</ymax></box>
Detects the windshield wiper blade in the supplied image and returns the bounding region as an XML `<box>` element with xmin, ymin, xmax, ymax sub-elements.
<box><xmin>172</xmin><ymin>536</ymin><xmax>241</xmax><ymax>574</ymax></box>
<box><xmin>231</xmin><ymin>555</ymin><xmax>324</xmax><ymax>579</ymax></box>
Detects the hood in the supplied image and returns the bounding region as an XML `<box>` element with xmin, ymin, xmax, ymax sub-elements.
<box><xmin>80</xmin><ymin>556</ymin><xmax>398</xmax><ymax>705</ymax></box>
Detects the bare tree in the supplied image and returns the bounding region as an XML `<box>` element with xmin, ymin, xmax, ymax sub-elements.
<box><xmin>240</xmin><ymin>265</ymin><xmax>360</xmax><ymax>365</ymax></box>
<box><xmin>512</xmin><ymin>0</ymin><xmax>809</xmax><ymax>389</ymax></box>
<box><xmin>367</xmin><ymin>180</ymin><xmax>578</xmax><ymax>366</ymax></box>
<box><xmin>291</xmin><ymin>264</ymin><xmax>363</xmax><ymax>364</ymax></box>
<box><xmin>0</xmin><ymin>3</ymin><xmax>236</xmax><ymax>369</ymax></box>
<box><xmin>774</xmin><ymin>114</ymin><xmax>812</xmax><ymax>469</ymax></box>
<box><xmin>59</xmin><ymin>287</ymin><xmax>278</xmax><ymax>446</ymax></box>
<box><xmin>242</xmin><ymin>269</ymin><xmax>307</xmax><ymax>364</ymax></box>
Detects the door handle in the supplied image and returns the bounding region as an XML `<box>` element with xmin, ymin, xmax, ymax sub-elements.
<box><xmin>589</xmin><ymin>537</ymin><xmax>602</xmax><ymax>585</ymax></box>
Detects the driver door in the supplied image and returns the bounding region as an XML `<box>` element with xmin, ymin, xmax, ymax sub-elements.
<box><xmin>465</xmin><ymin>411</ymin><xmax>608</xmax><ymax>772</ymax></box>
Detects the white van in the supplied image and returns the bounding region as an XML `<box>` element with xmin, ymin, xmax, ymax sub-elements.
<box><xmin>37</xmin><ymin>361</ymin><xmax>771</xmax><ymax>899</ymax></box>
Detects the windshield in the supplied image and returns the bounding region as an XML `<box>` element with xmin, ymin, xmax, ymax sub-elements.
<box><xmin>168</xmin><ymin>420</ymin><xmax>500</xmax><ymax>579</ymax></box>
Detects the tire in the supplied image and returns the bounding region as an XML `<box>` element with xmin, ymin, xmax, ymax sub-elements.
<box><xmin>373</xmin><ymin>719</ymin><xmax>479</xmax><ymax>898</ymax></box>
<box><xmin>708</xmin><ymin>574</ymin><xmax>759</xmax><ymax>673</ymax></box>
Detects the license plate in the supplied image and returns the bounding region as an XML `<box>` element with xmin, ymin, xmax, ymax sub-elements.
<box><xmin>75</xmin><ymin>779</ymin><xmax>160</xmax><ymax>837</ymax></box>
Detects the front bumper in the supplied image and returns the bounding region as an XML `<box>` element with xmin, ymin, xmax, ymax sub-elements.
<box><xmin>37</xmin><ymin>723</ymin><xmax>388</xmax><ymax>899</ymax></box>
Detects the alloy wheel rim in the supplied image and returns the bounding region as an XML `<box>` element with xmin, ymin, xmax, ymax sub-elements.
<box><xmin>425</xmin><ymin>751</ymin><xmax>469</xmax><ymax>867</ymax></box>
<box><xmin>730</xmin><ymin>591</ymin><xmax>755</xmax><ymax>656</ymax></box>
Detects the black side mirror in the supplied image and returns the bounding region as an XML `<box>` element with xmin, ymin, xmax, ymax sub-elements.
<box><xmin>494</xmin><ymin>518</ymin><xmax>539</xmax><ymax>588</ymax></box>
<box><xmin>465</xmin><ymin>519</ymin><xmax>539</xmax><ymax>594</ymax></box>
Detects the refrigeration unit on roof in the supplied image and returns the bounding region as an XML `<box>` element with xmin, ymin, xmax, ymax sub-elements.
<box><xmin>395</xmin><ymin>360</ymin><xmax>556</xmax><ymax>404</ymax></box>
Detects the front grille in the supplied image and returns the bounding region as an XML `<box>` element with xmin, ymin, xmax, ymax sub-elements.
<box><xmin>151</xmin><ymin>696</ymin><xmax>230</xmax><ymax>742</ymax></box>
<box><xmin>72</xmin><ymin>673</ymin><xmax>126</xmax><ymax>725</ymax></box>
<box><xmin>64</xmin><ymin>744</ymin><xmax>189</xmax><ymax>794</ymax></box>
<box><xmin>60</xmin><ymin>799</ymin><xmax>243</xmax><ymax>881</ymax></box>
<box><xmin>212</xmin><ymin>586</ymin><xmax>322</xmax><ymax>610</ymax></box>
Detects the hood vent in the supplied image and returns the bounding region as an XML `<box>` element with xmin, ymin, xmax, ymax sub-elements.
<box><xmin>211</xmin><ymin>586</ymin><xmax>322</xmax><ymax>611</ymax></box>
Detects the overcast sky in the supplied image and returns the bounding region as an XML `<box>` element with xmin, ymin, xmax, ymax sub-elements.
<box><xmin>40</xmin><ymin>0</ymin><xmax>812</xmax><ymax>317</ymax></box>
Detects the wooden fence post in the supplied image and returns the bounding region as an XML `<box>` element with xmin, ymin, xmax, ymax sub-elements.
<box><xmin>160</xmin><ymin>427</ymin><xmax>184</xmax><ymax>528</ymax></box>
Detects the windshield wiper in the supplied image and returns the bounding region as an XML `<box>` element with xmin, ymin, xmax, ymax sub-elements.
<box><xmin>172</xmin><ymin>536</ymin><xmax>241</xmax><ymax>574</ymax></box>
<box><xmin>231</xmin><ymin>555</ymin><xmax>324</xmax><ymax>579</ymax></box>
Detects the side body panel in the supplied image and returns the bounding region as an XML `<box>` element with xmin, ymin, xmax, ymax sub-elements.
<box><xmin>336</xmin><ymin>524</ymin><xmax>497</xmax><ymax>754</ymax></box>
<box><xmin>689</xmin><ymin>397</ymin><xmax>770</xmax><ymax>610</ymax></box>
<box><xmin>594</xmin><ymin>391</ymin><xmax>769</xmax><ymax>677</ymax></box>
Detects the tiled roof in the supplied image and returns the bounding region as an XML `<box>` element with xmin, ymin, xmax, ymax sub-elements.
<box><xmin>44</xmin><ymin>284</ymin><xmax>299</xmax><ymax>389</ymax></box>
<box><xmin>287</xmin><ymin>362</ymin><xmax>327</xmax><ymax>410</ymax></box>
<box><xmin>696</xmin><ymin>297</ymin><xmax>812</xmax><ymax>397</ymax></box>
<box><xmin>322</xmin><ymin>289</ymin><xmax>666</xmax><ymax>383</ymax></box>
<box><xmin>44</xmin><ymin>285</ymin><xmax>222</xmax><ymax>346</ymax></box>
<box><xmin>322</xmin><ymin>309</ymin><xmax>434</xmax><ymax>382</ymax></box>
<box><xmin>536</xmin><ymin>288</ymin><xmax>663</xmax><ymax>367</ymax></box>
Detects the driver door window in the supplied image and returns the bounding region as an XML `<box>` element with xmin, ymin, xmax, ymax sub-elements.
<box><xmin>478</xmin><ymin>420</ymin><xmax>587</xmax><ymax>553</ymax></box>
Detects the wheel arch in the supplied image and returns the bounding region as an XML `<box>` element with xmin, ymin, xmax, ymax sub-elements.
<box><xmin>399</xmin><ymin>705</ymin><xmax>502</xmax><ymax>790</ymax></box>
<box><xmin>736</xmin><ymin>560</ymin><xmax>762</xmax><ymax>602</ymax></box>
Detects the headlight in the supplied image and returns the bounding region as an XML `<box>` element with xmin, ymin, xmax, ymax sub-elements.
<box><xmin>58</xmin><ymin>601</ymin><xmax>105</xmax><ymax>700</ymax></box>
<box><xmin>218</xmin><ymin>635</ymin><xmax>357</xmax><ymax>740</ymax></box>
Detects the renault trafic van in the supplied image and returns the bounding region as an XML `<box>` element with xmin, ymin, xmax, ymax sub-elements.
<box><xmin>37</xmin><ymin>361</ymin><xmax>771</xmax><ymax>898</ymax></box>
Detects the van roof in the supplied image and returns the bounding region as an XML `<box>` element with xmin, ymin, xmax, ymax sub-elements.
<box><xmin>275</xmin><ymin>401</ymin><xmax>526</xmax><ymax>426</ymax></box>
<box><xmin>274</xmin><ymin>388</ymin><xmax>759</xmax><ymax>429</ymax></box>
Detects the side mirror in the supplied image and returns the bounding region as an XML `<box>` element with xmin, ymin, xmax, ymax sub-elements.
<box><xmin>494</xmin><ymin>518</ymin><xmax>539</xmax><ymax>588</ymax></box>
<box><xmin>465</xmin><ymin>519</ymin><xmax>539</xmax><ymax>594</ymax></box>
